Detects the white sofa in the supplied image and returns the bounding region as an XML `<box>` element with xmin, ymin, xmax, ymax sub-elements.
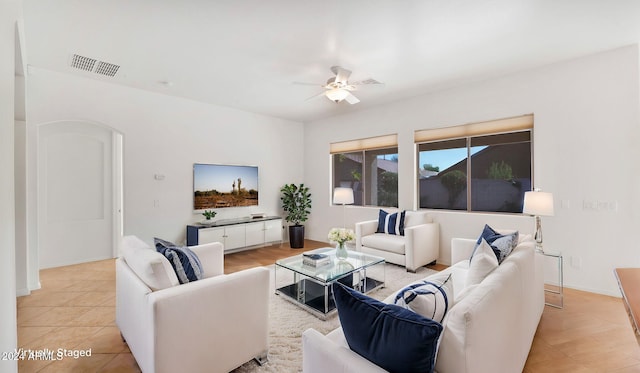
<box><xmin>116</xmin><ymin>236</ymin><xmax>270</xmax><ymax>373</ymax></box>
<box><xmin>355</xmin><ymin>211</ymin><xmax>439</xmax><ymax>272</ymax></box>
<box><xmin>303</xmin><ymin>234</ymin><xmax>544</xmax><ymax>373</ymax></box>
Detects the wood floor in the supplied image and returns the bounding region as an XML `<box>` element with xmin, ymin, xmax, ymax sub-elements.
<box><xmin>16</xmin><ymin>240</ymin><xmax>640</xmax><ymax>372</ymax></box>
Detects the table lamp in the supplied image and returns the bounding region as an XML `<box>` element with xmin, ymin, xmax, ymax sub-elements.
<box><xmin>523</xmin><ymin>190</ymin><xmax>554</xmax><ymax>253</ymax></box>
<box><xmin>333</xmin><ymin>187</ymin><xmax>354</xmax><ymax>228</ymax></box>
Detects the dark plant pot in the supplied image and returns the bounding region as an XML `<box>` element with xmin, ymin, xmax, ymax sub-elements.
<box><xmin>289</xmin><ymin>225</ymin><xmax>305</xmax><ymax>249</ymax></box>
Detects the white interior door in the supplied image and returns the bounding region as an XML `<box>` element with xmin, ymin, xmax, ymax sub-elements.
<box><xmin>38</xmin><ymin>121</ymin><xmax>119</xmax><ymax>268</ymax></box>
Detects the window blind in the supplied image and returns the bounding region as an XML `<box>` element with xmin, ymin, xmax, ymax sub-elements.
<box><xmin>414</xmin><ymin>114</ymin><xmax>533</xmax><ymax>143</ymax></box>
<box><xmin>330</xmin><ymin>134</ymin><xmax>398</xmax><ymax>154</ymax></box>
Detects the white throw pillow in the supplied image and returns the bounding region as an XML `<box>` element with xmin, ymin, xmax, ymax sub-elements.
<box><xmin>121</xmin><ymin>236</ymin><xmax>179</xmax><ymax>291</ymax></box>
<box><xmin>392</xmin><ymin>272</ymin><xmax>454</xmax><ymax>323</ymax></box>
<box><xmin>465</xmin><ymin>238</ymin><xmax>498</xmax><ymax>287</ymax></box>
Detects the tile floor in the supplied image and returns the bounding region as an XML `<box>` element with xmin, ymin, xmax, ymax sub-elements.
<box><xmin>17</xmin><ymin>259</ymin><xmax>138</xmax><ymax>372</ymax></box>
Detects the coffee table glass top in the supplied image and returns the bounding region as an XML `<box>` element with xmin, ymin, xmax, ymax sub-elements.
<box><xmin>275</xmin><ymin>247</ymin><xmax>384</xmax><ymax>283</ymax></box>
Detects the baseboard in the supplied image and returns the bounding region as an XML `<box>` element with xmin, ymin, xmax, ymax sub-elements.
<box><xmin>16</xmin><ymin>287</ymin><xmax>30</xmax><ymax>297</ymax></box>
<box><xmin>28</xmin><ymin>281</ymin><xmax>41</xmax><ymax>291</ymax></box>
<box><xmin>564</xmin><ymin>283</ymin><xmax>621</xmax><ymax>298</ymax></box>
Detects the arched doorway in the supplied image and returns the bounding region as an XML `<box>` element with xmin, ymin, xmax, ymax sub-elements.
<box><xmin>37</xmin><ymin>120</ymin><xmax>123</xmax><ymax>268</ymax></box>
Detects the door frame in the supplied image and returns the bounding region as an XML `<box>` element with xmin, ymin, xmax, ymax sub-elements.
<box><xmin>30</xmin><ymin>120</ymin><xmax>123</xmax><ymax>275</ymax></box>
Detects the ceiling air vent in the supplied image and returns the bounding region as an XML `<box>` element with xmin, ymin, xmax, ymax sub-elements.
<box><xmin>70</xmin><ymin>54</ymin><xmax>97</xmax><ymax>72</ymax></box>
<box><xmin>69</xmin><ymin>54</ymin><xmax>120</xmax><ymax>77</ymax></box>
<box><xmin>95</xmin><ymin>61</ymin><xmax>120</xmax><ymax>77</ymax></box>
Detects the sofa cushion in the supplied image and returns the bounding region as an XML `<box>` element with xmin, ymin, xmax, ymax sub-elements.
<box><xmin>392</xmin><ymin>272</ymin><xmax>453</xmax><ymax>323</ymax></box>
<box><xmin>333</xmin><ymin>282</ymin><xmax>442</xmax><ymax>373</ymax></box>
<box><xmin>455</xmin><ymin>283</ymin><xmax>479</xmax><ymax>303</ymax></box>
<box><xmin>472</xmin><ymin>224</ymin><xmax>519</xmax><ymax>264</ymax></box>
<box><xmin>466</xmin><ymin>238</ymin><xmax>498</xmax><ymax>287</ymax></box>
<box><xmin>154</xmin><ymin>238</ymin><xmax>204</xmax><ymax>284</ymax></box>
<box><xmin>361</xmin><ymin>233</ymin><xmax>406</xmax><ymax>255</ymax></box>
<box><xmin>120</xmin><ymin>236</ymin><xmax>179</xmax><ymax>291</ymax></box>
<box><xmin>375</xmin><ymin>209</ymin><xmax>405</xmax><ymax>236</ymax></box>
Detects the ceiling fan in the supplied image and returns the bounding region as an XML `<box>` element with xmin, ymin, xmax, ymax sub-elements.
<box><xmin>294</xmin><ymin>66</ymin><xmax>383</xmax><ymax>104</ymax></box>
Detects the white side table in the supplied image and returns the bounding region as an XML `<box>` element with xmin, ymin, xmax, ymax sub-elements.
<box><xmin>539</xmin><ymin>250</ymin><xmax>563</xmax><ymax>308</ymax></box>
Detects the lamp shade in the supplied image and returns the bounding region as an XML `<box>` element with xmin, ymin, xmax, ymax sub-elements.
<box><xmin>523</xmin><ymin>191</ymin><xmax>554</xmax><ymax>216</ymax></box>
<box><xmin>326</xmin><ymin>88</ymin><xmax>350</xmax><ymax>103</ymax></box>
<box><xmin>333</xmin><ymin>187</ymin><xmax>354</xmax><ymax>205</ymax></box>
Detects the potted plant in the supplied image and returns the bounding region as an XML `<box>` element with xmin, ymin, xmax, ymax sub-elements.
<box><xmin>280</xmin><ymin>183</ymin><xmax>312</xmax><ymax>248</ymax></box>
<box><xmin>202</xmin><ymin>210</ymin><xmax>216</xmax><ymax>222</ymax></box>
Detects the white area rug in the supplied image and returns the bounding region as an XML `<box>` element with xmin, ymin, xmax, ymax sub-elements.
<box><xmin>232</xmin><ymin>263</ymin><xmax>438</xmax><ymax>373</ymax></box>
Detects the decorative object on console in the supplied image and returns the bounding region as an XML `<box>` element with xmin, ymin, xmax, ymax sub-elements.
<box><xmin>392</xmin><ymin>272</ymin><xmax>453</xmax><ymax>323</ymax></box>
<box><xmin>332</xmin><ymin>281</ymin><xmax>442</xmax><ymax>373</ymax></box>
<box><xmin>328</xmin><ymin>227</ymin><xmax>355</xmax><ymax>261</ymax></box>
<box><xmin>280</xmin><ymin>183</ymin><xmax>312</xmax><ymax>248</ymax></box>
<box><xmin>154</xmin><ymin>238</ymin><xmax>203</xmax><ymax>284</ymax></box>
<box><xmin>332</xmin><ymin>187</ymin><xmax>354</xmax><ymax>228</ymax></box>
<box><xmin>202</xmin><ymin>209</ymin><xmax>216</xmax><ymax>221</ymax></box>
<box><xmin>523</xmin><ymin>189</ymin><xmax>554</xmax><ymax>252</ymax></box>
<box><xmin>376</xmin><ymin>209</ymin><xmax>406</xmax><ymax>235</ymax></box>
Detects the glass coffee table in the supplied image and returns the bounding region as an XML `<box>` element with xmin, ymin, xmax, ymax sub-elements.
<box><xmin>275</xmin><ymin>248</ymin><xmax>385</xmax><ymax>320</ymax></box>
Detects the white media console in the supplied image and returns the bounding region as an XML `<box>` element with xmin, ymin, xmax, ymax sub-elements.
<box><xmin>186</xmin><ymin>216</ymin><xmax>283</xmax><ymax>252</ymax></box>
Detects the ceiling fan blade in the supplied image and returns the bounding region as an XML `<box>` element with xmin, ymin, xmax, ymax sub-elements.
<box><xmin>305</xmin><ymin>91</ymin><xmax>328</xmax><ymax>101</ymax></box>
<box><xmin>344</xmin><ymin>92</ymin><xmax>360</xmax><ymax>104</ymax></box>
<box><xmin>349</xmin><ymin>78</ymin><xmax>383</xmax><ymax>85</ymax></box>
<box><xmin>293</xmin><ymin>81</ymin><xmax>324</xmax><ymax>86</ymax></box>
<box><xmin>331</xmin><ymin>66</ymin><xmax>352</xmax><ymax>84</ymax></box>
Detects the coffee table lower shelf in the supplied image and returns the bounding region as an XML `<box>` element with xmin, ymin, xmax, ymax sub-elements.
<box><xmin>276</xmin><ymin>276</ymin><xmax>384</xmax><ymax>320</ymax></box>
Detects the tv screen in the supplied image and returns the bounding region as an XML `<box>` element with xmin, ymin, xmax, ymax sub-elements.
<box><xmin>193</xmin><ymin>163</ymin><xmax>259</xmax><ymax>210</ymax></box>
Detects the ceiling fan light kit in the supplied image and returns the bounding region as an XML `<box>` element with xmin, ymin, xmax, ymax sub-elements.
<box><xmin>326</xmin><ymin>88</ymin><xmax>350</xmax><ymax>103</ymax></box>
<box><xmin>295</xmin><ymin>65</ymin><xmax>382</xmax><ymax>105</ymax></box>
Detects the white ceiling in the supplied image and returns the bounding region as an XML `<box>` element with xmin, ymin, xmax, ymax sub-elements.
<box><xmin>22</xmin><ymin>0</ymin><xmax>640</xmax><ymax>123</ymax></box>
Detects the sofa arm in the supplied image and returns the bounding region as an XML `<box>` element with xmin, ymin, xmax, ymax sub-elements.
<box><xmin>302</xmin><ymin>328</ymin><xmax>388</xmax><ymax>373</ymax></box>
<box><xmin>150</xmin><ymin>267</ymin><xmax>270</xmax><ymax>373</ymax></box>
<box><xmin>356</xmin><ymin>220</ymin><xmax>379</xmax><ymax>251</ymax></box>
<box><xmin>451</xmin><ymin>238</ymin><xmax>476</xmax><ymax>264</ymax></box>
<box><xmin>115</xmin><ymin>258</ymin><xmax>156</xmax><ymax>372</ymax></box>
<box><xmin>404</xmin><ymin>222</ymin><xmax>440</xmax><ymax>272</ymax></box>
<box><xmin>189</xmin><ymin>241</ymin><xmax>224</xmax><ymax>278</ymax></box>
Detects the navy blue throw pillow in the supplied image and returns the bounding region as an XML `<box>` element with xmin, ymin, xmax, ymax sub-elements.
<box><xmin>471</xmin><ymin>225</ymin><xmax>519</xmax><ymax>264</ymax></box>
<box><xmin>154</xmin><ymin>238</ymin><xmax>204</xmax><ymax>284</ymax></box>
<box><xmin>375</xmin><ymin>210</ymin><xmax>406</xmax><ymax>236</ymax></box>
<box><xmin>332</xmin><ymin>282</ymin><xmax>442</xmax><ymax>373</ymax></box>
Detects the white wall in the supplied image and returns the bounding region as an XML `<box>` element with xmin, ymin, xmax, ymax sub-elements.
<box><xmin>14</xmin><ymin>120</ymin><xmax>27</xmax><ymax>295</ymax></box>
<box><xmin>304</xmin><ymin>45</ymin><xmax>640</xmax><ymax>297</ymax></box>
<box><xmin>1</xmin><ymin>0</ymin><xmax>20</xmax><ymax>371</ymax></box>
<box><xmin>26</xmin><ymin>68</ymin><xmax>304</xmax><ymax>255</ymax></box>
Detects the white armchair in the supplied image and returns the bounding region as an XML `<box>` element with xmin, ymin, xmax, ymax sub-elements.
<box><xmin>355</xmin><ymin>211</ymin><xmax>439</xmax><ymax>272</ymax></box>
<box><xmin>116</xmin><ymin>236</ymin><xmax>269</xmax><ymax>373</ymax></box>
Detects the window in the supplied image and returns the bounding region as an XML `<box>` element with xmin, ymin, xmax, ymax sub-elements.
<box><xmin>331</xmin><ymin>135</ymin><xmax>398</xmax><ymax>207</ymax></box>
<box><xmin>416</xmin><ymin>115</ymin><xmax>533</xmax><ymax>213</ymax></box>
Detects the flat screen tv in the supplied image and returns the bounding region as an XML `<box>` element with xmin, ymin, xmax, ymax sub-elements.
<box><xmin>193</xmin><ymin>163</ymin><xmax>258</xmax><ymax>210</ymax></box>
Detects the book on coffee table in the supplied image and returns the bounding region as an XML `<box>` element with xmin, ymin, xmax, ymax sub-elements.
<box><xmin>302</xmin><ymin>253</ymin><xmax>331</xmax><ymax>267</ymax></box>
